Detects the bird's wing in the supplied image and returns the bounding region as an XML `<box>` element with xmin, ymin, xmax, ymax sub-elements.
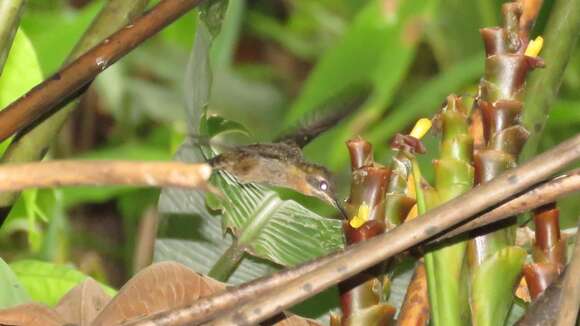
<box><xmin>275</xmin><ymin>87</ymin><xmax>370</xmax><ymax>148</ymax></box>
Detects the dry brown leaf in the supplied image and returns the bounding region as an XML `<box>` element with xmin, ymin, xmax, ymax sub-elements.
<box><xmin>91</xmin><ymin>261</ymin><xmax>225</xmax><ymax>325</ymax></box>
<box><xmin>0</xmin><ymin>303</ymin><xmax>67</xmax><ymax>326</ymax></box>
<box><xmin>55</xmin><ymin>278</ymin><xmax>112</xmax><ymax>325</ymax></box>
<box><xmin>396</xmin><ymin>261</ymin><xmax>429</xmax><ymax>326</ymax></box>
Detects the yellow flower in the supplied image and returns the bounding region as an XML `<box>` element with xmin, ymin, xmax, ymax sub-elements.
<box><xmin>349</xmin><ymin>203</ymin><xmax>370</xmax><ymax>228</ymax></box>
<box><xmin>410</xmin><ymin>118</ymin><xmax>432</xmax><ymax>140</ymax></box>
<box><xmin>525</xmin><ymin>36</ymin><xmax>544</xmax><ymax>58</ymax></box>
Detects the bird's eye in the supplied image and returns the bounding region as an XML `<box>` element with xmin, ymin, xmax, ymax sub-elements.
<box><xmin>319</xmin><ymin>180</ymin><xmax>328</xmax><ymax>191</ymax></box>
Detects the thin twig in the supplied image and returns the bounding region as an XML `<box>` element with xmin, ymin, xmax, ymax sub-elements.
<box><xmin>555</xmin><ymin>218</ymin><xmax>580</xmax><ymax>326</ymax></box>
<box><xmin>125</xmin><ymin>134</ymin><xmax>580</xmax><ymax>326</ymax></box>
<box><xmin>0</xmin><ymin>160</ymin><xmax>212</xmax><ymax>191</ymax></box>
<box><xmin>0</xmin><ymin>0</ymin><xmax>204</xmax><ymax>143</ymax></box>
<box><xmin>0</xmin><ymin>0</ymin><xmax>25</xmax><ymax>75</ymax></box>
<box><xmin>0</xmin><ymin>0</ymin><xmax>149</xmax><ymax>224</ymax></box>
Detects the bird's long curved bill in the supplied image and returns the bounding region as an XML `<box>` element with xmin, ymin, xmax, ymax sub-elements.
<box><xmin>334</xmin><ymin>198</ymin><xmax>348</xmax><ymax>219</ymax></box>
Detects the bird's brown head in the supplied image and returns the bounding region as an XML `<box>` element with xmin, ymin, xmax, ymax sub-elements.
<box><xmin>300</xmin><ymin>165</ymin><xmax>346</xmax><ymax>218</ymax></box>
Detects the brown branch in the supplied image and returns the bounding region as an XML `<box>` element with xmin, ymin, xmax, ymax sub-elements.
<box><xmin>125</xmin><ymin>134</ymin><xmax>580</xmax><ymax>325</ymax></box>
<box><xmin>556</xmin><ymin>218</ymin><xmax>580</xmax><ymax>326</ymax></box>
<box><xmin>0</xmin><ymin>0</ymin><xmax>204</xmax><ymax>143</ymax></box>
<box><xmin>0</xmin><ymin>160</ymin><xmax>212</xmax><ymax>191</ymax></box>
<box><xmin>434</xmin><ymin>169</ymin><xmax>580</xmax><ymax>242</ymax></box>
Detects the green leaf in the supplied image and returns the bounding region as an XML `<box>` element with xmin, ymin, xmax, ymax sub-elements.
<box><xmin>156</xmin><ymin>142</ymin><xmax>278</xmax><ymax>285</ymax></box>
<box><xmin>198</xmin><ymin>0</ymin><xmax>229</xmax><ymax>37</ymax></box>
<box><xmin>0</xmin><ymin>28</ymin><xmax>43</xmax><ymax>154</ymax></box>
<box><xmin>285</xmin><ymin>0</ymin><xmax>434</xmax><ymax>125</ymax></box>
<box><xmin>285</xmin><ymin>0</ymin><xmax>436</xmax><ymax>170</ymax></box>
<box><xmin>184</xmin><ymin>22</ymin><xmax>212</xmax><ymax>133</ymax></box>
<box><xmin>470</xmin><ymin>246</ymin><xmax>527</xmax><ymax>326</ymax></box>
<box><xmin>9</xmin><ymin>260</ymin><xmax>115</xmax><ymax>307</ymax></box>
<box><xmin>366</xmin><ymin>54</ymin><xmax>483</xmax><ymax>146</ymax></box>
<box><xmin>215</xmin><ymin>171</ymin><xmax>344</xmax><ymax>266</ymax></box>
<box><xmin>20</xmin><ymin>2</ymin><xmax>102</xmax><ymax>73</ymax></box>
<box><xmin>203</xmin><ymin>114</ymin><xmax>250</xmax><ymax>138</ymax></box>
<box><xmin>0</xmin><ymin>257</ymin><xmax>29</xmax><ymax>309</ymax></box>
<box><xmin>0</xmin><ymin>29</ymin><xmax>43</xmax><ymax>107</ymax></box>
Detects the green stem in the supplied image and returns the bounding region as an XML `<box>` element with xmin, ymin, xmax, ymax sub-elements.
<box><xmin>521</xmin><ymin>0</ymin><xmax>580</xmax><ymax>160</ymax></box>
<box><xmin>0</xmin><ymin>0</ymin><xmax>149</xmax><ymax>223</ymax></box>
<box><xmin>208</xmin><ymin>242</ymin><xmax>245</xmax><ymax>282</ymax></box>
<box><xmin>0</xmin><ymin>0</ymin><xmax>25</xmax><ymax>76</ymax></box>
<box><xmin>412</xmin><ymin>157</ymin><xmax>440</xmax><ymax>323</ymax></box>
<box><xmin>412</xmin><ymin>159</ymin><xmax>426</xmax><ymax>214</ymax></box>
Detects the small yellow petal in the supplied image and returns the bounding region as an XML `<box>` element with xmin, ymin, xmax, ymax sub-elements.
<box><xmin>349</xmin><ymin>203</ymin><xmax>370</xmax><ymax>228</ymax></box>
<box><xmin>410</xmin><ymin>118</ymin><xmax>432</xmax><ymax>140</ymax></box>
<box><xmin>525</xmin><ymin>36</ymin><xmax>544</xmax><ymax>57</ymax></box>
<box><xmin>406</xmin><ymin>204</ymin><xmax>419</xmax><ymax>221</ymax></box>
<box><xmin>407</xmin><ymin>174</ymin><xmax>416</xmax><ymax>199</ymax></box>
<box><xmin>350</xmin><ymin>215</ymin><xmax>365</xmax><ymax>228</ymax></box>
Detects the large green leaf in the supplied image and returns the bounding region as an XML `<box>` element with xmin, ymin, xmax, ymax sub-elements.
<box><xmin>20</xmin><ymin>2</ymin><xmax>103</xmax><ymax>73</ymax></box>
<box><xmin>156</xmin><ymin>141</ymin><xmax>278</xmax><ymax>285</ymax></box>
<box><xmin>9</xmin><ymin>260</ymin><xmax>115</xmax><ymax>307</ymax></box>
<box><xmin>214</xmin><ymin>171</ymin><xmax>344</xmax><ymax>266</ymax></box>
<box><xmin>470</xmin><ymin>246</ymin><xmax>527</xmax><ymax>326</ymax></box>
<box><xmin>284</xmin><ymin>0</ymin><xmax>436</xmax><ymax>170</ymax></box>
<box><xmin>285</xmin><ymin>0</ymin><xmax>432</xmax><ymax>124</ymax></box>
<box><xmin>0</xmin><ymin>258</ymin><xmax>29</xmax><ymax>309</ymax></box>
<box><xmin>0</xmin><ymin>29</ymin><xmax>43</xmax><ymax>107</ymax></box>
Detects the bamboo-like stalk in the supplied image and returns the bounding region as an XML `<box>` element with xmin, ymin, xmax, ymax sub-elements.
<box><xmin>0</xmin><ymin>0</ymin><xmax>150</xmax><ymax>223</ymax></box>
<box><xmin>523</xmin><ymin>203</ymin><xmax>566</xmax><ymax>300</ymax></box>
<box><xmin>0</xmin><ymin>0</ymin><xmax>204</xmax><ymax>143</ymax></box>
<box><xmin>0</xmin><ymin>0</ymin><xmax>25</xmax><ymax>75</ymax></box>
<box><xmin>205</xmin><ymin>134</ymin><xmax>580</xmax><ymax>326</ymax></box>
<box><xmin>121</xmin><ymin>168</ymin><xmax>580</xmax><ymax>326</ymax></box>
<box><xmin>336</xmin><ymin>138</ymin><xmax>395</xmax><ymax>325</ymax></box>
<box><xmin>467</xmin><ymin>1</ymin><xmax>544</xmax><ymax>323</ymax></box>
<box><xmin>0</xmin><ymin>160</ymin><xmax>212</xmax><ymax>191</ymax></box>
<box><xmin>424</xmin><ymin>95</ymin><xmax>473</xmax><ymax>326</ymax></box>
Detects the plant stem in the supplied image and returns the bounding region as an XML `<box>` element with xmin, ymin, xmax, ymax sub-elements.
<box><xmin>0</xmin><ymin>0</ymin><xmax>204</xmax><ymax>143</ymax></box>
<box><xmin>0</xmin><ymin>0</ymin><xmax>25</xmax><ymax>76</ymax></box>
<box><xmin>521</xmin><ymin>0</ymin><xmax>580</xmax><ymax>160</ymax></box>
<box><xmin>0</xmin><ymin>0</ymin><xmax>149</xmax><ymax>223</ymax></box>
<box><xmin>208</xmin><ymin>242</ymin><xmax>245</xmax><ymax>282</ymax></box>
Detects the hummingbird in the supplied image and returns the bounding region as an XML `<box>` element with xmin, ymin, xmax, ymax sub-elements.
<box><xmin>206</xmin><ymin>91</ymin><xmax>368</xmax><ymax>218</ymax></box>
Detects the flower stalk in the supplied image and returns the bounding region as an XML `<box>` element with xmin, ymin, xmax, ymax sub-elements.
<box><xmin>467</xmin><ymin>1</ymin><xmax>544</xmax><ymax>324</ymax></box>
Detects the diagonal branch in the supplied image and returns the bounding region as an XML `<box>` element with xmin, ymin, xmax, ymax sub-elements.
<box><xmin>0</xmin><ymin>0</ymin><xmax>205</xmax><ymax>143</ymax></box>
<box><xmin>0</xmin><ymin>160</ymin><xmax>212</xmax><ymax>191</ymax></box>
<box><xmin>123</xmin><ymin>134</ymin><xmax>580</xmax><ymax>325</ymax></box>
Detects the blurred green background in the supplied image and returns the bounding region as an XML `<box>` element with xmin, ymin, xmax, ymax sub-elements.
<box><xmin>0</xmin><ymin>0</ymin><xmax>578</xmax><ymax>291</ymax></box>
